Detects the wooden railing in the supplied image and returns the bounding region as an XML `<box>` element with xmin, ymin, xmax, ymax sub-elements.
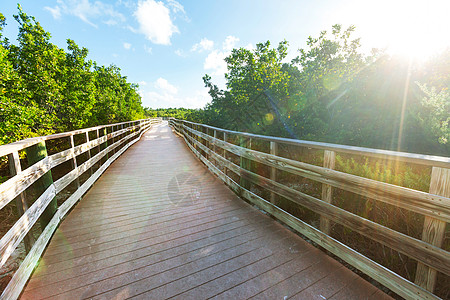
<box><xmin>169</xmin><ymin>119</ymin><xmax>450</xmax><ymax>300</ymax></box>
<box><xmin>0</xmin><ymin>118</ymin><xmax>161</xmax><ymax>299</ymax></box>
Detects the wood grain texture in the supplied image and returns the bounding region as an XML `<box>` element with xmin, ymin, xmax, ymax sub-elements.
<box><xmin>178</xmin><ymin>119</ymin><xmax>450</xmax><ymax>167</ymax></box>
<box><xmin>415</xmin><ymin>167</ymin><xmax>450</xmax><ymax>292</ymax></box>
<box><xmin>1</xmin><ymin>120</ymin><xmax>158</xmax><ymax>300</ymax></box>
<box><xmin>15</xmin><ymin>121</ymin><xmax>389</xmax><ymax>300</ymax></box>
<box><xmin>0</xmin><ymin>118</ymin><xmax>159</xmax><ymax>157</ymax></box>
<box><xmin>184</xmin><ymin>125</ymin><xmax>450</xmax><ymax>222</ymax></box>
<box><xmin>173</xmin><ymin>120</ymin><xmax>444</xmax><ymax>300</ymax></box>
<box><xmin>320</xmin><ymin>150</ymin><xmax>335</xmax><ymax>234</ymax></box>
<box><xmin>183</xmin><ymin>126</ymin><xmax>450</xmax><ymax>277</ymax></box>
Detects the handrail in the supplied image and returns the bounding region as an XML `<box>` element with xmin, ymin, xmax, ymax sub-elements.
<box><xmin>0</xmin><ymin>118</ymin><xmax>151</xmax><ymax>158</ymax></box>
<box><xmin>179</xmin><ymin>120</ymin><xmax>450</xmax><ymax>168</ymax></box>
<box><xmin>0</xmin><ymin>118</ymin><xmax>162</xmax><ymax>299</ymax></box>
<box><xmin>169</xmin><ymin>118</ymin><xmax>449</xmax><ymax>300</ymax></box>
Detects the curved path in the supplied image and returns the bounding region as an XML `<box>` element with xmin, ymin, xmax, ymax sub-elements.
<box><xmin>21</xmin><ymin>122</ymin><xmax>392</xmax><ymax>299</ymax></box>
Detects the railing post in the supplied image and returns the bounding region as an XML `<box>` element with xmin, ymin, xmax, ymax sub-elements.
<box><xmin>8</xmin><ymin>151</ymin><xmax>34</xmax><ymax>252</ymax></box>
<box><xmin>25</xmin><ymin>141</ymin><xmax>56</xmax><ymax>229</ymax></box>
<box><xmin>269</xmin><ymin>141</ymin><xmax>278</xmax><ymax>204</ymax></box>
<box><xmin>213</xmin><ymin>130</ymin><xmax>217</xmax><ymax>166</ymax></box>
<box><xmin>85</xmin><ymin>132</ymin><xmax>93</xmax><ymax>175</ymax></box>
<box><xmin>320</xmin><ymin>150</ymin><xmax>335</xmax><ymax>234</ymax></box>
<box><xmin>415</xmin><ymin>166</ymin><xmax>449</xmax><ymax>292</ymax></box>
<box><xmin>101</xmin><ymin>128</ymin><xmax>109</xmax><ymax>160</ymax></box>
<box><xmin>223</xmin><ymin>132</ymin><xmax>227</xmax><ymax>176</ymax></box>
<box><xmin>239</xmin><ymin>136</ymin><xmax>251</xmax><ymax>190</ymax></box>
<box><xmin>69</xmin><ymin>135</ymin><xmax>80</xmax><ymax>188</ymax></box>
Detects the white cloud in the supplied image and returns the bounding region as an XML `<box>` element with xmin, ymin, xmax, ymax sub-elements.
<box><xmin>134</xmin><ymin>0</ymin><xmax>179</xmax><ymax>45</ymax></box>
<box><xmin>123</xmin><ymin>42</ymin><xmax>132</xmax><ymax>50</ymax></box>
<box><xmin>174</xmin><ymin>49</ymin><xmax>186</xmax><ymax>57</ymax></box>
<box><xmin>140</xmin><ymin>89</ymin><xmax>209</xmax><ymax>109</ymax></box>
<box><xmin>155</xmin><ymin>77</ymin><xmax>178</xmax><ymax>94</ymax></box>
<box><xmin>144</xmin><ymin>45</ymin><xmax>153</xmax><ymax>54</ymax></box>
<box><xmin>245</xmin><ymin>43</ymin><xmax>255</xmax><ymax>51</ymax></box>
<box><xmin>45</xmin><ymin>6</ymin><xmax>62</xmax><ymax>19</ymax></box>
<box><xmin>191</xmin><ymin>38</ymin><xmax>214</xmax><ymax>52</ymax></box>
<box><xmin>223</xmin><ymin>35</ymin><xmax>240</xmax><ymax>51</ymax></box>
<box><xmin>45</xmin><ymin>0</ymin><xmax>126</xmax><ymax>27</ymax></box>
<box><xmin>204</xmin><ymin>50</ymin><xmax>228</xmax><ymax>75</ymax></box>
<box><xmin>139</xmin><ymin>78</ymin><xmax>208</xmax><ymax>109</ymax></box>
<box><xmin>138</xmin><ymin>80</ymin><xmax>148</xmax><ymax>86</ymax></box>
<box><xmin>167</xmin><ymin>0</ymin><xmax>186</xmax><ymax>15</ymax></box>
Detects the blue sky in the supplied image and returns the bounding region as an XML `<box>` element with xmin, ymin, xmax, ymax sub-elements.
<box><xmin>1</xmin><ymin>0</ymin><xmax>449</xmax><ymax>109</ymax></box>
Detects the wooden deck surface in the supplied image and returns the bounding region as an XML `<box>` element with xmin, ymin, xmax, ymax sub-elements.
<box><xmin>20</xmin><ymin>122</ymin><xmax>392</xmax><ymax>300</ymax></box>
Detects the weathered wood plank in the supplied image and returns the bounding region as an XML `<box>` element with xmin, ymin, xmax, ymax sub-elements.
<box><xmin>7</xmin><ymin>152</ymin><xmax>33</xmax><ymax>252</ymax></box>
<box><xmin>186</xmin><ymin>132</ymin><xmax>450</xmax><ymax>277</ymax></box>
<box><xmin>0</xmin><ymin>119</ymin><xmax>156</xmax><ymax>157</ymax></box>
<box><xmin>0</xmin><ymin>184</ymin><xmax>56</xmax><ymax>269</ymax></box>
<box><xmin>184</xmin><ymin>125</ymin><xmax>450</xmax><ymax>222</ymax></box>
<box><xmin>0</xmin><ymin>120</ymin><xmax>156</xmax><ymax>300</ymax></box>
<box><xmin>269</xmin><ymin>141</ymin><xmax>277</xmax><ymax>204</ymax></box>
<box><xmin>179</xmin><ymin>119</ymin><xmax>450</xmax><ymax>168</ymax></box>
<box><xmin>0</xmin><ymin>124</ymin><xmax>143</xmax><ymax>211</ymax></box>
<box><xmin>415</xmin><ymin>167</ymin><xmax>450</xmax><ymax>292</ymax></box>
<box><xmin>320</xmin><ymin>150</ymin><xmax>335</xmax><ymax>234</ymax></box>
<box><xmin>182</xmin><ymin>128</ymin><xmax>435</xmax><ymax>299</ymax></box>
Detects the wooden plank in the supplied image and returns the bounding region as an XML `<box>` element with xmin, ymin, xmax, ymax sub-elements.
<box><xmin>0</xmin><ymin>156</ymin><xmax>51</xmax><ymax>211</ymax></box>
<box><xmin>7</xmin><ymin>152</ymin><xmax>33</xmax><ymax>252</ymax></box>
<box><xmin>184</xmin><ymin>125</ymin><xmax>450</xmax><ymax>222</ymax></box>
<box><xmin>270</xmin><ymin>141</ymin><xmax>277</xmax><ymax>204</ymax></box>
<box><xmin>69</xmin><ymin>135</ymin><xmax>80</xmax><ymax>188</ymax></box>
<box><xmin>184</xmin><ymin>129</ymin><xmax>449</xmax><ymax>289</ymax></box>
<box><xmin>0</xmin><ymin>184</ymin><xmax>56</xmax><ymax>269</ymax></box>
<box><xmin>85</xmin><ymin>132</ymin><xmax>93</xmax><ymax>176</ymax></box>
<box><xmin>16</xmin><ymin>121</ymin><xmax>391</xmax><ymax>300</ymax></box>
<box><xmin>239</xmin><ymin>136</ymin><xmax>251</xmax><ymax>189</ymax></box>
<box><xmin>236</xmin><ymin>181</ymin><xmax>438</xmax><ymax>300</ymax></box>
<box><xmin>53</xmin><ymin>130</ymin><xmax>140</xmax><ymax>194</ymax></box>
<box><xmin>0</xmin><ymin>119</ymin><xmax>153</xmax><ymax>157</ymax></box>
<box><xmin>0</xmin><ymin>121</ymin><xmax>154</xmax><ymax>300</ymax></box>
<box><xmin>182</xmin><ymin>132</ymin><xmax>435</xmax><ymax>299</ymax></box>
<box><xmin>415</xmin><ymin>167</ymin><xmax>450</xmax><ymax>292</ymax></box>
<box><xmin>179</xmin><ymin>119</ymin><xmax>450</xmax><ymax>168</ymax></box>
<box><xmin>320</xmin><ymin>150</ymin><xmax>335</xmax><ymax>234</ymax></box>
<box><xmin>0</xmin><ymin>125</ymin><xmax>142</xmax><ymax>211</ymax></box>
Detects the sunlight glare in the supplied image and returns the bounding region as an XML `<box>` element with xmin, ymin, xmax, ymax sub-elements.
<box><xmin>337</xmin><ymin>0</ymin><xmax>450</xmax><ymax>60</ymax></box>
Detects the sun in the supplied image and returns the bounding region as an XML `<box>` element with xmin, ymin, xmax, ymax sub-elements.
<box><xmin>383</xmin><ymin>0</ymin><xmax>450</xmax><ymax>59</ymax></box>
<box><xmin>338</xmin><ymin>0</ymin><xmax>450</xmax><ymax>60</ymax></box>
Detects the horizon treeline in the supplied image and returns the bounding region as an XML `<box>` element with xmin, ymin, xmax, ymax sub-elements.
<box><xmin>186</xmin><ymin>25</ymin><xmax>449</xmax><ymax>157</ymax></box>
<box><xmin>0</xmin><ymin>6</ymin><xmax>146</xmax><ymax>145</ymax></box>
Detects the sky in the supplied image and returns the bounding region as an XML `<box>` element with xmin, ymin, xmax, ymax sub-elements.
<box><xmin>1</xmin><ymin>0</ymin><xmax>449</xmax><ymax>109</ymax></box>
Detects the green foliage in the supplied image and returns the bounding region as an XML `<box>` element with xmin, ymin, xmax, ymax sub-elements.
<box><xmin>144</xmin><ymin>107</ymin><xmax>195</xmax><ymax>119</ymax></box>
<box><xmin>0</xmin><ymin>6</ymin><xmax>146</xmax><ymax>145</ymax></box>
<box><xmin>335</xmin><ymin>155</ymin><xmax>430</xmax><ymax>192</ymax></box>
<box><xmin>192</xmin><ymin>24</ymin><xmax>449</xmax><ymax>157</ymax></box>
<box><xmin>416</xmin><ymin>83</ymin><xmax>449</xmax><ymax>144</ymax></box>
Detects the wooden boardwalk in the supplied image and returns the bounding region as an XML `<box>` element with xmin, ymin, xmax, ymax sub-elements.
<box><xmin>20</xmin><ymin>122</ymin><xmax>392</xmax><ymax>300</ymax></box>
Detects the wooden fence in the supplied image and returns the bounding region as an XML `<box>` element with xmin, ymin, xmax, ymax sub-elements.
<box><xmin>0</xmin><ymin>118</ymin><xmax>161</xmax><ymax>299</ymax></box>
<box><xmin>169</xmin><ymin>119</ymin><xmax>449</xmax><ymax>300</ymax></box>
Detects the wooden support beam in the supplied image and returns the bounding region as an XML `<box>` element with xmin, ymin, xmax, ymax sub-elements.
<box><xmin>320</xmin><ymin>150</ymin><xmax>335</xmax><ymax>234</ymax></box>
<box><xmin>7</xmin><ymin>152</ymin><xmax>34</xmax><ymax>252</ymax></box>
<box><xmin>415</xmin><ymin>167</ymin><xmax>449</xmax><ymax>292</ymax></box>
<box><xmin>25</xmin><ymin>141</ymin><xmax>56</xmax><ymax>229</ymax></box>
<box><xmin>269</xmin><ymin>141</ymin><xmax>278</xmax><ymax>204</ymax></box>
<box><xmin>239</xmin><ymin>136</ymin><xmax>251</xmax><ymax>190</ymax></box>
<box><xmin>69</xmin><ymin>135</ymin><xmax>80</xmax><ymax>188</ymax></box>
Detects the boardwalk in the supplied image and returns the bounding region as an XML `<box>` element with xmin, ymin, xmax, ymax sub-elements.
<box><xmin>20</xmin><ymin>122</ymin><xmax>392</xmax><ymax>299</ymax></box>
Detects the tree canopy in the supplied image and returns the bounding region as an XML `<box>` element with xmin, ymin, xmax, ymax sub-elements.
<box><xmin>0</xmin><ymin>6</ymin><xmax>145</xmax><ymax>145</ymax></box>
<box><xmin>187</xmin><ymin>25</ymin><xmax>449</xmax><ymax>156</ymax></box>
